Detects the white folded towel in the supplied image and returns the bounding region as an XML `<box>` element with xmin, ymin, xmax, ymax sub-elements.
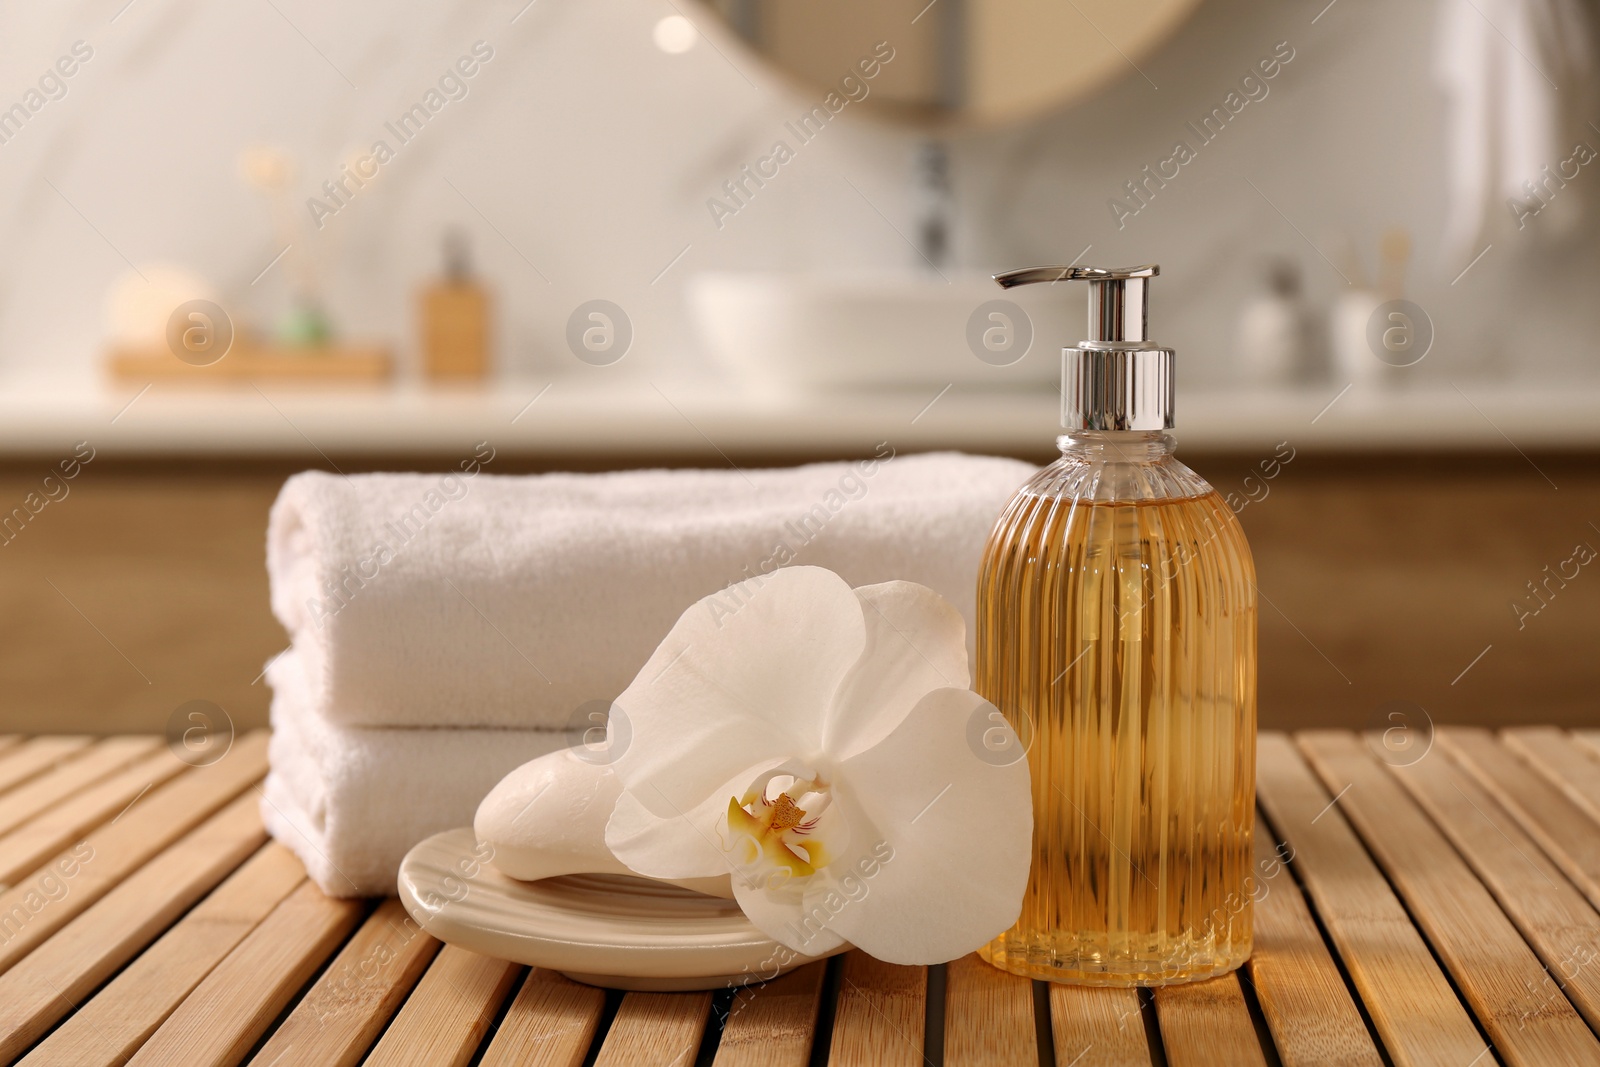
<box><xmin>267</xmin><ymin>451</ymin><xmax>1033</xmax><ymax>730</ymax></box>
<box><xmin>260</xmin><ymin>650</ymin><xmax>569</xmax><ymax>896</ymax></box>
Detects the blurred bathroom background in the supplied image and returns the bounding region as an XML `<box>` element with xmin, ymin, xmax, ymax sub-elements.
<box><xmin>1</xmin><ymin>0</ymin><xmax>1597</xmax><ymax>736</ymax></box>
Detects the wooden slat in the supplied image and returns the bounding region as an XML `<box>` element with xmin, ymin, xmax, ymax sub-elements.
<box><xmin>942</xmin><ymin>953</ymin><xmax>1037</xmax><ymax>1066</ymax></box>
<box><xmin>1576</xmin><ymin>730</ymin><xmax>1600</xmax><ymax>764</ymax></box>
<box><xmin>16</xmin><ymin>728</ymin><xmax>1600</xmax><ymax>1066</ymax></box>
<box><xmin>1155</xmin><ymin>974</ymin><xmax>1269</xmax><ymax>1067</ymax></box>
<box><xmin>18</xmin><ymin>842</ymin><xmax>304</xmax><ymax>1067</ymax></box>
<box><xmin>1049</xmin><ymin>986</ymin><xmax>1152</xmax><ymax>1067</ymax></box>
<box><xmin>124</xmin><ymin>879</ymin><xmax>363</xmax><ymax>1066</ymax></box>
<box><xmin>1299</xmin><ymin>731</ymin><xmax>1600</xmax><ymax>1067</ymax></box>
<box><xmin>714</xmin><ymin>962</ymin><xmax>826</xmax><ymax>1067</ymax></box>
<box><xmin>363</xmin><ymin>946</ymin><xmax>523</xmax><ymax>1067</ymax></box>
<box><xmin>1389</xmin><ymin>739</ymin><xmax>1600</xmax><ymax>1033</ymax></box>
<box><xmin>478</xmin><ymin>968</ymin><xmax>606</xmax><ymax>1067</ymax></box>
<box><xmin>0</xmin><ymin>738</ymin><xmax>92</xmax><ymax>797</ymax></box>
<box><xmin>0</xmin><ymin>738</ymin><xmax>21</xmax><ymax>759</ymax></box>
<box><xmin>0</xmin><ymin>747</ymin><xmax>189</xmax><ymax>889</ymax></box>
<box><xmin>1255</xmin><ymin>732</ymin><xmax>1496</xmax><ymax>1067</ymax></box>
<box><xmin>0</xmin><ymin>791</ymin><xmax>267</xmax><ymax>1061</ymax></box>
<box><xmin>1246</xmin><ymin>821</ymin><xmax>1384</xmax><ymax>1067</ymax></box>
<box><xmin>1502</xmin><ymin>727</ymin><xmax>1600</xmax><ymax>825</ymax></box>
<box><xmin>829</xmin><ymin>951</ymin><xmax>927</xmax><ymax>1067</ymax></box>
<box><xmin>247</xmin><ymin>898</ymin><xmax>439</xmax><ymax>1067</ymax></box>
<box><xmin>1442</xmin><ymin>728</ymin><xmax>1600</xmax><ymax>910</ymax></box>
<box><xmin>0</xmin><ymin>730</ymin><xmax>270</xmax><ymax>976</ymax></box>
<box><xmin>593</xmin><ymin>991</ymin><xmax>712</xmax><ymax>1067</ymax></box>
<box><xmin>0</xmin><ymin>737</ymin><xmax>160</xmax><ymax>838</ymax></box>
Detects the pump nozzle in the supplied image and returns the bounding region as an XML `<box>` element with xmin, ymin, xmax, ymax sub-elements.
<box><xmin>994</xmin><ymin>264</ymin><xmax>1158</xmax><ymax>343</ymax></box>
<box><xmin>993</xmin><ymin>263</ymin><xmax>1173</xmax><ymax>431</ymax></box>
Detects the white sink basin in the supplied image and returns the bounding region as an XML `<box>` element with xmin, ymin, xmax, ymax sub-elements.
<box><xmin>686</xmin><ymin>271</ymin><xmax>1076</xmax><ymax>392</ymax></box>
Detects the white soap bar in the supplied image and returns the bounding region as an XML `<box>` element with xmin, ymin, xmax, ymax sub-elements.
<box><xmin>475</xmin><ymin>751</ymin><xmax>733</xmax><ymax>899</ymax></box>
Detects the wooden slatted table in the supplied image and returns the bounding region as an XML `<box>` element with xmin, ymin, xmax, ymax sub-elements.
<box><xmin>1</xmin><ymin>726</ymin><xmax>1599</xmax><ymax>1065</ymax></box>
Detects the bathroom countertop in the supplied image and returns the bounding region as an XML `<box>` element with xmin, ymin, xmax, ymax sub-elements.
<box><xmin>4</xmin><ymin>373</ymin><xmax>1599</xmax><ymax>459</ymax></box>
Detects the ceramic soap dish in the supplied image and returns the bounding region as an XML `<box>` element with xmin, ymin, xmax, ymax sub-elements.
<box><xmin>397</xmin><ymin>828</ymin><xmax>844</xmax><ymax>991</ymax></box>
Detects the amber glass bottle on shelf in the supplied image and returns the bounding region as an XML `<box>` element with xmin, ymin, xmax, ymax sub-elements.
<box><xmin>420</xmin><ymin>230</ymin><xmax>491</xmax><ymax>381</ymax></box>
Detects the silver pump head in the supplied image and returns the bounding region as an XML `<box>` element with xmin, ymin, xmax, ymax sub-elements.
<box><xmin>994</xmin><ymin>264</ymin><xmax>1174</xmax><ymax>432</ymax></box>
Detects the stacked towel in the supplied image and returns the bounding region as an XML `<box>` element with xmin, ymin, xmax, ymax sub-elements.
<box><xmin>261</xmin><ymin>651</ymin><xmax>570</xmax><ymax>895</ymax></box>
<box><xmin>263</xmin><ymin>451</ymin><xmax>1036</xmax><ymax>895</ymax></box>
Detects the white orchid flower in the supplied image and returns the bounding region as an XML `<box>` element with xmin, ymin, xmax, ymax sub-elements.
<box><xmin>603</xmin><ymin>565</ymin><xmax>1032</xmax><ymax>966</ymax></box>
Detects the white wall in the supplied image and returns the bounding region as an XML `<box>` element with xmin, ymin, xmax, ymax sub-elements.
<box><xmin>0</xmin><ymin>0</ymin><xmax>1595</xmax><ymax>388</ymax></box>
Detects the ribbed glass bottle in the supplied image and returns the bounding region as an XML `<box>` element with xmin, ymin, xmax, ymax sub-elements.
<box><xmin>977</xmin><ymin>430</ymin><xmax>1257</xmax><ymax>986</ymax></box>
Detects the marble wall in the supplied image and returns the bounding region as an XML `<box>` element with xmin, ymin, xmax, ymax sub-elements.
<box><xmin>1</xmin><ymin>0</ymin><xmax>1596</xmax><ymax>389</ymax></box>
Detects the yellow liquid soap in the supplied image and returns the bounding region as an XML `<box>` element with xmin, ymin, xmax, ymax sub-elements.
<box><xmin>976</xmin><ymin>442</ymin><xmax>1257</xmax><ymax>986</ymax></box>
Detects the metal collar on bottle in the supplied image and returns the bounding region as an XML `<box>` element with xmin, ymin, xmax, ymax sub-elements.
<box><xmin>994</xmin><ymin>264</ymin><xmax>1175</xmax><ymax>431</ymax></box>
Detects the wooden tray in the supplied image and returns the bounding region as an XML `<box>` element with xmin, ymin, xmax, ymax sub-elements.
<box><xmin>0</xmin><ymin>725</ymin><xmax>1598</xmax><ymax>1064</ymax></box>
<box><xmin>106</xmin><ymin>344</ymin><xmax>392</xmax><ymax>383</ymax></box>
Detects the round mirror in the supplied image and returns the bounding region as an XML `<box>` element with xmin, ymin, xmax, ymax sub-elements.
<box><xmin>699</xmin><ymin>0</ymin><xmax>1202</xmax><ymax>129</ymax></box>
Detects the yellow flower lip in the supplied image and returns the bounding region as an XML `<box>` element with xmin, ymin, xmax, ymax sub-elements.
<box><xmin>726</xmin><ymin>784</ymin><xmax>833</xmax><ymax>881</ymax></box>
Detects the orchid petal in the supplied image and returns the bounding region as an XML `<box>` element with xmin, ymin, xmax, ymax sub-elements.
<box><xmin>610</xmin><ymin>566</ymin><xmax>866</xmax><ymax>815</ymax></box>
<box><xmin>825</xmin><ymin>581</ymin><xmax>971</xmax><ymax>760</ymax></box>
<box><xmin>604</xmin><ymin>772</ymin><xmax>751</xmax><ymax>882</ymax></box>
<box><xmin>826</xmin><ymin>687</ymin><xmax>1033</xmax><ymax>965</ymax></box>
<box><xmin>731</xmin><ymin>877</ymin><xmax>850</xmax><ymax>957</ymax></box>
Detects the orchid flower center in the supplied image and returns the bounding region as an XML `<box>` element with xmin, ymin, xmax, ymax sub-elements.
<box><xmin>724</xmin><ymin>770</ymin><xmax>835</xmax><ymax>888</ymax></box>
<box><xmin>766</xmin><ymin>792</ymin><xmax>808</xmax><ymax>833</ymax></box>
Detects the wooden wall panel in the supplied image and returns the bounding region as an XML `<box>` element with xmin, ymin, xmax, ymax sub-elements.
<box><xmin>0</xmin><ymin>451</ymin><xmax>1593</xmax><ymax>734</ymax></box>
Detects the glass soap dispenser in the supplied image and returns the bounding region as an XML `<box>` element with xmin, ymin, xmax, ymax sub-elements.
<box><xmin>976</xmin><ymin>265</ymin><xmax>1258</xmax><ymax>986</ymax></box>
